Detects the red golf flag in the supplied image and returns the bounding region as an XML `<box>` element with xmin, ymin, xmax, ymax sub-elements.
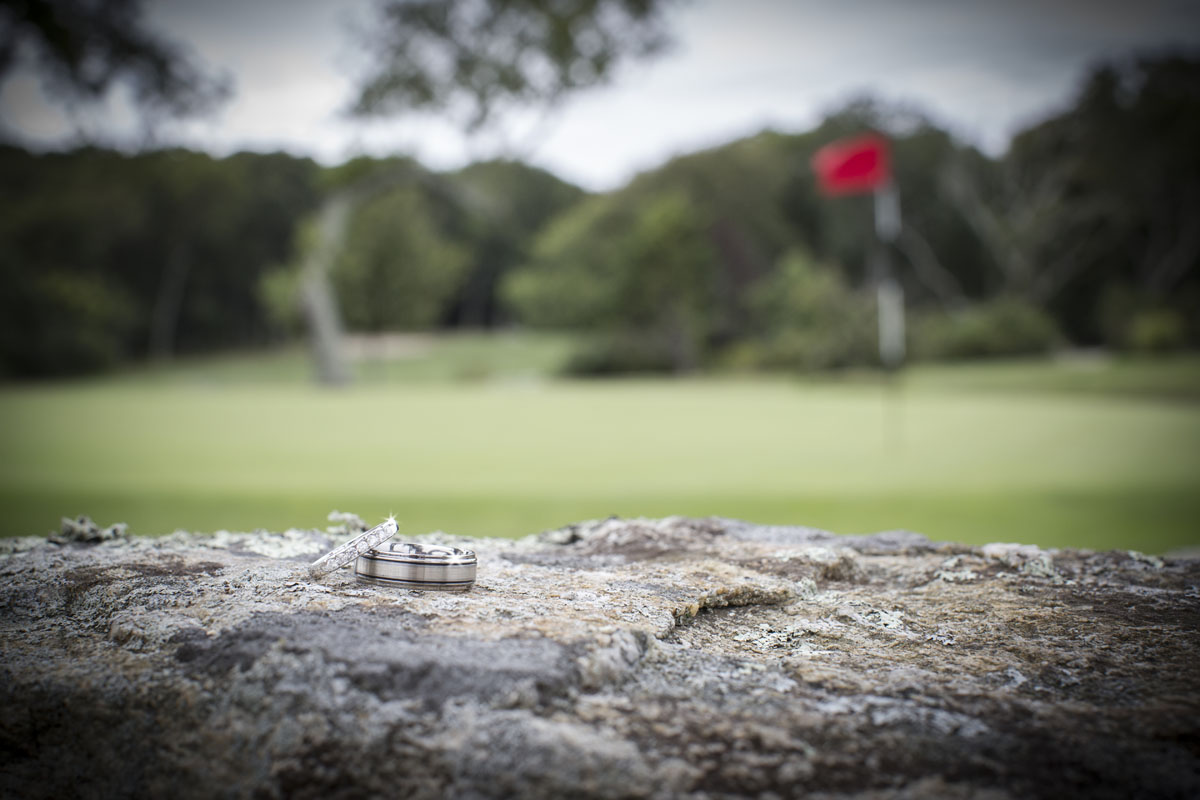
<box><xmin>811</xmin><ymin>133</ymin><xmax>891</xmax><ymax>195</ymax></box>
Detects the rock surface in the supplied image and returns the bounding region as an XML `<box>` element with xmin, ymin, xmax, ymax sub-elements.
<box><xmin>1</xmin><ymin>516</ymin><xmax>1198</xmax><ymax>799</ymax></box>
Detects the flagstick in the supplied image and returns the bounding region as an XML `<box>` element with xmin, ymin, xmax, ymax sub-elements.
<box><xmin>873</xmin><ymin>181</ymin><xmax>904</xmax><ymax>370</ymax></box>
<box><xmin>810</xmin><ymin>134</ymin><xmax>906</xmax><ymax>451</ymax></box>
<box><xmin>873</xmin><ymin>181</ymin><xmax>906</xmax><ymax>454</ymax></box>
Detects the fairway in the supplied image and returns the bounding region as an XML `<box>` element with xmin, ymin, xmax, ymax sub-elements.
<box><xmin>1</xmin><ymin>351</ymin><xmax>1198</xmax><ymax>552</ymax></box>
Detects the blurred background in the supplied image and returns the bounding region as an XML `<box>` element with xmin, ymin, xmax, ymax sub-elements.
<box><xmin>1</xmin><ymin>0</ymin><xmax>1198</xmax><ymax>551</ymax></box>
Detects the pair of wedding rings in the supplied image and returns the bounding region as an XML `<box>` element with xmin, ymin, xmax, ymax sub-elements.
<box><xmin>307</xmin><ymin>518</ymin><xmax>477</xmax><ymax>592</ymax></box>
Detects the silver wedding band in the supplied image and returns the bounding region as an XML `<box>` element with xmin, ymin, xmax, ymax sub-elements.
<box><xmin>308</xmin><ymin>518</ymin><xmax>399</xmax><ymax>579</ymax></box>
<box><xmin>355</xmin><ymin>542</ymin><xmax>477</xmax><ymax>591</ymax></box>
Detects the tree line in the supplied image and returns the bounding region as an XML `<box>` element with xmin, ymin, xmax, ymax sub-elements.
<box><xmin>1</xmin><ymin>54</ymin><xmax>1196</xmax><ymax>378</ymax></box>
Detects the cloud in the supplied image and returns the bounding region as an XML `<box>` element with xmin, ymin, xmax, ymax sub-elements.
<box><xmin>2</xmin><ymin>0</ymin><xmax>1197</xmax><ymax>189</ymax></box>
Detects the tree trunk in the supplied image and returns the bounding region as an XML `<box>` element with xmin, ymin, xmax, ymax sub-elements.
<box><xmin>300</xmin><ymin>194</ymin><xmax>354</xmax><ymax>386</ymax></box>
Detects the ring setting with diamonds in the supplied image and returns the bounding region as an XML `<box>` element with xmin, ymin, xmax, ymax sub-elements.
<box><xmin>308</xmin><ymin>517</ymin><xmax>399</xmax><ymax>580</ymax></box>
<box><xmin>308</xmin><ymin>517</ymin><xmax>476</xmax><ymax>591</ymax></box>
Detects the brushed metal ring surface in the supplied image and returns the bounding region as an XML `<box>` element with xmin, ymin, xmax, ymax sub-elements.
<box><xmin>355</xmin><ymin>542</ymin><xmax>477</xmax><ymax>591</ymax></box>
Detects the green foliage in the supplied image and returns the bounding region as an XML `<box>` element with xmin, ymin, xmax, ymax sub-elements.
<box><xmin>5</xmin><ymin>53</ymin><xmax>1199</xmax><ymax>379</ymax></box>
<box><xmin>445</xmin><ymin>160</ymin><xmax>586</xmax><ymax>326</ymax></box>
<box><xmin>0</xmin><ymin>0</ymin><xmax>228</xmax><ymax>118</ymax></box>
<box><xmin>620</xmin><ymin>191</ymin><xmax>720</xmax><ymax>366</ymax></box>
<box><xmin>564</xmin><ymin>332</ymin><xmax>680</xmax><ymax>375</ymax></box>
<box><xmin>505</xmin><ymin>193</ymin><xmax>633</xmax><ymax>328</ymax></box>
<box><xmin>505</xmin><ymin>102</ymin><xmax>1002</xmax><ymax>375</ymax></box>
<box><xmin>0</xmin><ymin>146</ymin><xmax>584</xmax><ymax>377</ymax></box>
<box><xmin>353</xmin><ymin>0</ymin><xmax>676</xmax><ymax>130</ymax></box>
<box><xmin>0</xmin><ymin>146</ymin><xmax>320</xmax><ymax>376</ymax></box>
<box><xmin>504</xmin><ymin>131</ymin><xmax>832</xmax><ymax>370</ymax></box>
<box><xmin>725</xmin><ymin>250</ymin><xmax>876</xmax><ymax>371</ymax></box>
<box><xmin>1098</xmin><ymin>284</ymin><xmax>1196</xmax><ymax>353</ymax></box>
<box><xmin>332</xmin><ymin>186</ymin><xmax>471</xmax><ymax>331</ymax></box>
<box><xmin>999</xmin><ymin>56</ymin><xmax>1200</xmax><ymax>342</ymax></box>
<box><xmin>505</xmin><ymin>59</ymin><xmax>1200</xmax><ymax>374</ymax></box>
<box><xmin>508</xmin><ymin>190</ymin><xmax>719</xmax><ymax>372</ymax></box>
<box><xmin>0</xmin><ymin>263</ymin><xmax>134</xmax><ymax>377</ymax></box>
<box><xmin>912</xmin><ymin>298</ymin><xmax>1060</xmax><ymax>361</ymax></box>
<box><xmin>258</xmin><ymin>266</ymin><xmax>306</xmax><ymax>336</ymax></box>
<box><xmin>794</xmin><ymin>100</ymin><xmax>990</xmax><ymax>300</ymax></box>
<box><xmin>451</xmin><ymin>160</ymin><xmax>585</xmax><ymax>239</ymax></box>
<box><xmin>1125</xmin><ymin>309</ymin><xmax>1189</xmax><ymax>353</ymax></box>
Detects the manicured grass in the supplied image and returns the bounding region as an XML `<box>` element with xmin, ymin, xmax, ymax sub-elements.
<box><xmin>901</xmin><ymin>353</ymin><xmax>1200</xmax><ymax>402</ymax></box>
<box><xmin>106</xmin><ymin>332</ymin><xmax>575</xmax><ymax>387</ymax></box>
<box><xmin>2</xmin><ymin>348</ymin><xmax>1198</xmax><ymax>552</ymax></box>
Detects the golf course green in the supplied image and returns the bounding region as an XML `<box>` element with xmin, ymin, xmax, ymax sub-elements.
<box><xmin>1</xmin><ymin>340</ymin><xmax>1197</xmax><ymax>552</ymax></box>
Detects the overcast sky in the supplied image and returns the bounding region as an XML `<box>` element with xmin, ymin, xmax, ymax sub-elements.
<box><xmin>3</xmin><ymin>0</ymin><xmax>1199</xmax><ymax>190</ymax></box>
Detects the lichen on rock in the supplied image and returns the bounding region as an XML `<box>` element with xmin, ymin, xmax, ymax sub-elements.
<box><xmin>0</xmin><ymin>516</ymin><xmax>1197</xmax><ymax>799</ymax></box>
<box><xmin>48</xmin><ymin>514</ymin><xmax>129</xmax><ymax>544</ymax></box>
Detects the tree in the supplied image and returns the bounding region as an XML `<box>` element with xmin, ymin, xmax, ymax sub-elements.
<box><xmin>0</xmin><ymin>0</ymin><xmax>228</xmax><ymax>124</ymax></box>
<box><xmin>503</xmin><ymin>101</ymin><xmax>993</xmax><ymax>373</ymax></box>
<box><xmin>352</xmin><ymin>0</ymin><xmax>676</xmax><ymax>132</ymax></box>
<box><xmin>735</xmin><ymin>249</ymin><xmax>876</xmax><ymax>371</ymax></box>
<box><xmin>793</xmin><ymin>99</ymin><xmax>981</xmax><ymax>306</ymax></box>
<box><xmin>332</xmin><ymin>183</ymin><xmax>470</xmax><ymax>331</ymax></box>
<box><xmin>294</xmin><ymin>0</ymin><xmax>678</xmax><ymax>383</ymax></box>
<box><xmin>946</xmin><ymin>55</ymin><xmax>1200</xmax><ymax>344</ymax></box>
<box><xmin>507</xmin><ymin>189</ymin><xmax>719</xmax><ymax>372</ymax></box>
<box><xmin>0</xmin><ymin>146</ymin><xmax>319</xmax><ymax>376</ymax></box>
<box><xmin>445</xmin><ymin>160</ymin><xmax>585</xmax><ymax>327</ymax></box>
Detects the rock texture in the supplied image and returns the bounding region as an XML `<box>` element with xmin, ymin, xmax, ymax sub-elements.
<box><xmin>1</xmin><ymin>516</ymin><xmax>1198</xmax><ymax>799</ymax></box>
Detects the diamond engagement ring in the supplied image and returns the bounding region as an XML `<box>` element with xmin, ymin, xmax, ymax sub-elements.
<box><xmin>308</xmin><ymin>517</ymin><xmax>399</xmax><ymax>580</ymax></box>
<box><xmin>355</xmin><ymin>542</ymin><xmax>477</xmax><ymax>591</ymax></box>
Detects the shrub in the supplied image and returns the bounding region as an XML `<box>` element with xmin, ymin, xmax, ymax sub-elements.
<box><xmin>1125</xmin><ymin>309</ymin><xmax>1188</xmax><ymax>352</ymax></box>
<box><xmin>912</xmin><ymin>297</ymin><xmax>1060</xmax><ymax>360</ymax></box>
<box><xmin>563</xmin><ymin>332</ymin><xmax>680</xmax><ymax>376</ymax></box>
<box><xmin>258</xmin><ymin>265</ymin><xmax>305</xmax><ymax>337</ymax></box>
<box><xmin>0</xmin><ymin>265</ymin><xmax>135</xmax><ymax>377</ymax></box>
<box><xmin>332</xmin><ymin>187</ymin><xmax>469</xmax><ymax>331</ymax></box>
<box><xmin>723</xmin><ymin>249</ymin><xmax>876</xmax><ymax>371</ymax></box>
